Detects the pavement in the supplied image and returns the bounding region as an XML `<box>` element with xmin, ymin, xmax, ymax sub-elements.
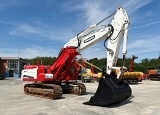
<box><xmin>0</xmin><ymin>78</ymin><xmax>160</xmax><ymax>115</ymax></box>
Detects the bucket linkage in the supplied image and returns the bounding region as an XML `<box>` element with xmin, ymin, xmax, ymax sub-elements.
<box><xmin>83</xmin><ymin>74</ymin><xmax>132</xmax><ymax>106</ymax></box>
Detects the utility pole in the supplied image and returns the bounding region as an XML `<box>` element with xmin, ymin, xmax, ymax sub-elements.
<box><xmin>18</xmin><ymin>50</ymin><xmax>20</xmax><ymax>58</ymax></box>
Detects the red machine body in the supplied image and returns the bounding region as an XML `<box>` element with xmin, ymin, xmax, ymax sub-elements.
<box><xmin>22</xmin><ymin>47</ymin><xmax>80</xmax><ymax>82</ymax></box>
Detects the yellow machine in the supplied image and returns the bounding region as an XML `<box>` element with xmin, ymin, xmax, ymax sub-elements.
<box><xmin>81</xmin><ymin>68</ymin><xmax>94</xmax><ymax>82</ymax></box>
<box><xmin>122</xmin><ymin>55</ymin><xmax>144</xmax><ymax>83</ymax></box>
<box><xmin>123</xmin><ymin>72</ymin><xmax>143</xmax><ymax>83</ymax></box>
<box><xmin>77</xmin><ymin>59</ymin><xmax>102</xmax><ymax>82</ymax></box>
<box><xmin>82</xmin><ymin>60</ymin><xmax>102</xmax><ymax>82</ymax></box>
<box><xmin>92</xmin><ymin>72</ymin><xmax>102</xmax><ymax>81</ymax></box>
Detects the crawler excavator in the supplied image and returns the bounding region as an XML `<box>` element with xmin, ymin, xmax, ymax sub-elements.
<box><xmin>21</xmin><ymin>7</ymin><xmax>131</xmax><ymax>106</ymax></box>
<box><xmin>75</xmin><ymin>60</ymin><xmax>94</xmax><ymax>83</ymax></box>
<box><xmin>123</xmin><ymin>55</ymin><xmax>144</xmax><ymax>83</ymax></box>
<box><xmin>76</xmin><ymin>58</ymin><xmax>102</xmax><ymax>82</ymax></box>
<box><xmin>148</xmin><ymin>69</ymin><xmax>160</xmax><ymax>80</ymax></box>
<box><xmin>82</xmin><ymin>60</ymin><xmax>103</xmax><ymax>82</ymax></box>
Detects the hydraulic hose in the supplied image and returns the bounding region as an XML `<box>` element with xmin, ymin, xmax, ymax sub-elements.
<box><xmin>104</xmin><ymin>24</ymin><xmax>114</xmax><ymax>51</ymax></box>
<box><xmin>75</xmin><ymin>34</ymin><xmax>81</xmax><ymax>49</ymax></box>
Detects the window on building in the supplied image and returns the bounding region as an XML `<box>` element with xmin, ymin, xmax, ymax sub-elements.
<box><xmin>8</xmin><ymin>60</ymin><xmax>18</xmax><ymax>74</ymax></box>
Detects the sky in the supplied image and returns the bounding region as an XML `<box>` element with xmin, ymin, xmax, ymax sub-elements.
<box><xmin>0</xmin><ymin>0</ymin><xmax>160</xmax><ymax>63</ymax></box>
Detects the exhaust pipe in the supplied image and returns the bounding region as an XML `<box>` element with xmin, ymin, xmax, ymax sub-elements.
<box><xmin>83</xmin><ymin>74</ymin><xmax>132</xmax><ymax>106</ymax></box>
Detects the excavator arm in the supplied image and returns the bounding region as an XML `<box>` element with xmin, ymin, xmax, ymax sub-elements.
<box><xmin>64</xmin><ymin>7</ymin><xmax>129</xmax><ymax>77</ymax></box>
<box><xmin>129</xmin><ymin>55</ymin><xmax>138</xmax><ymax>72</ymax></box>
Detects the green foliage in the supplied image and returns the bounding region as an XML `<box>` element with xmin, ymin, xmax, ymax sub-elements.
<box><xmin>27</xmin><ymin>56</ymin><xmax>56</xmax><ymax>65</ymax></box>
<box><xmin>26</xmin><ymin>56</ymin><xmax>160</xmax><ymax>73</ymax></box>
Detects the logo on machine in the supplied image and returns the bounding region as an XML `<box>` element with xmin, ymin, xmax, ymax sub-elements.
<box><xmin>23</xmin><ymin>75</ymin><xmax>34</xmax><ymax>78</ymax></box>
<box><xmin>84</xmin><ymin>35</ymin><xmax>95</xmax><ymax>43</ymax></box>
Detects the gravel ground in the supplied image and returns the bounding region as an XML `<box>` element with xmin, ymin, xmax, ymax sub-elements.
<box><xmin>0</xmin><ymin>78</ymin><xmax>160</xmax><ymax>115</ymax></box>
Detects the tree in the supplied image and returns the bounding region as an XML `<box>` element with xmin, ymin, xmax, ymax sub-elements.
<box><xmin>25</xmin><ymin>56</ymin><xmax>160</xmax><ymax>74</ymax></box>
<box><xmin>27</xmin><ymin>56</ymin><xmax>57</xmax><ymax>65</ymax></box>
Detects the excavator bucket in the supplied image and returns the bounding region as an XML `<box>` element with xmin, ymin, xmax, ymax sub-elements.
<box><xmin>83</xmin><ymin>74</ymin><xmax>132</xmax><ymax>106</ymax></box>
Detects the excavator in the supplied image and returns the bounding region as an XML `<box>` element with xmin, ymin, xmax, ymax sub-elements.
<box><xmin>123</xmin><ymin>55</ymin><xmax>144</xmax><ymax>83</ymax></box>
<box><xmin>76</xmin><ymin>58</ymin><xmax>102</xmax><ymax>82</ymax></box>
<box><xmin>148</xmin><ymin>69</ymin><xmax>160</xmax><ymax>80</ymax></box>
<box><xmin>75</xmin><ymin>59</ymin><xmax>94</xmax><ymax>83</ymax></box>
<box><xmin>21</xmin><ymin>7</ymin><xmax>131</xmax><ymax>106</ymax></box>
<box><xmin>82</xmin><ymin>60</ymin><xmax>103</xmax><ymax>82</ymax></box>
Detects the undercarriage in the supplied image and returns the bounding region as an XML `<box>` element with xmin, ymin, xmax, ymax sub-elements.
<box><xmin>149</xmin><ymin>75</ymin><xmax>160</xmax><ymax>81</ymax></box>
<box><xmin>24</xmin><ymin>82</ymin><xmax>86</xmax><ymax>99</ymax></box>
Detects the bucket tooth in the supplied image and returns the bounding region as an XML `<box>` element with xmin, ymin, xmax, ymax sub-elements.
<box><xmin>83</xmin><ymin>75</ymin><xmax>132</xmax><ymax>106</ymax></box>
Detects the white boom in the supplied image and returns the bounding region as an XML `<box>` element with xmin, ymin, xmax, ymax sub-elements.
<box><xmin>64</xmin><ymin>7</ymin><xmax>130</xmax><ymax>77</ymax></box>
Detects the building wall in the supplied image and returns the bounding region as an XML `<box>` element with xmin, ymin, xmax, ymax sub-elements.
<box><xmin>0</xmin><ymin>57</ymin><xmax>28</xmax><ymax>78</ymax></box>
<box><xmin>0</xmin><ymin>59</ymin><xmax>3</xmax><ymax>74</ymax></box>
<box><xmin>8</xmin><ymin>59</ymin><xmax>19</xmax><ymax>77</ymax></box>
<box><xmin>0</xmin><ymin>59</ymin><xmax>7</xmax><ymax>76</ymax></box>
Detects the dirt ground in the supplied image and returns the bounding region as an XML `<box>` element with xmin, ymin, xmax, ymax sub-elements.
<box><xmin>0</xmin><ymin>78</ymin><xmax>160</xmax><ymax>115</ymax></box>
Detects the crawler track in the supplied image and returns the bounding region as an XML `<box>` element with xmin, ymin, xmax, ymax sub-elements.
<box><xmin>24</xmin><ymin>83</ymin><xmax>63</xmax><ymax>99</ymax></box>
<box><xmin>149</xmin><ymin>78</ymin><xmax>160</xmax><ymax>81</ymax></box>
<box><xmin>23</xmin><ymin>82</ymin><xmax>86</xmax><ymax>99</ymax></box>
<box><xmin>71</xmin><ymin>83</ymin><xmax>86</xmax><ymax>95</ymax></box>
